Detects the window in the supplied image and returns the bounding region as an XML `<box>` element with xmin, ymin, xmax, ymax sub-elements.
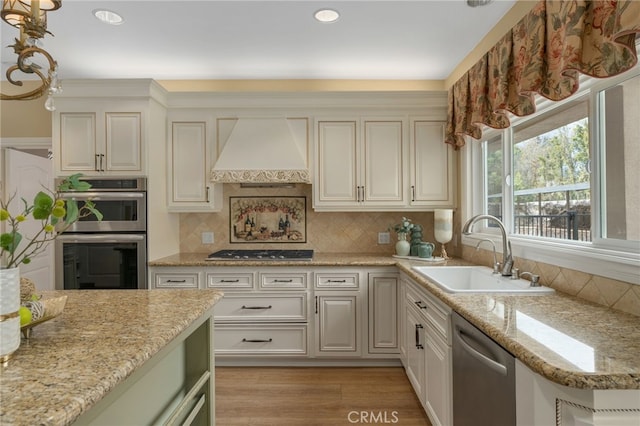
<box><xmin>465</xmin><ymin>65</ymin><xmax>639</xmax><ymax>283</ymax></box>
<box><xmin>512</xmin><ymin>100</ymin><xmax>590</xmax><ymax>242</ymax></box>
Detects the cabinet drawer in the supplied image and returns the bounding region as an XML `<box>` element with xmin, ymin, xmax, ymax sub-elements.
<box><xmin>260</xmin><ymin>272</ymin><xmax>307</xmax><ymax>289</ymax></box>
<box><xmin>154</xmin><ymin>273</ymin><xmax>199</xmax><ymax>289</ymax></box>
<box><xmin>406</xmin><ymin>282</ymin><xmax>451</xmax><ymax>344</ymax></box>
<box><xmin>315</xmin><ymin>272</ymin><xmax>360</xmax><ymax>289</ymax></box>
<box><xmin>215</xmin><ymin>325</ymin><xmax>307</xmax><ymax>355</ymax></box>
<box><xmin>206</xmin><ymin>272</ymin><xmax>253</xmax><ymax>289</ymax></box>
<box><xmin>214</xmin><ymin>294</ymin><xmax>307</xmax><ymax>322</ymax></box>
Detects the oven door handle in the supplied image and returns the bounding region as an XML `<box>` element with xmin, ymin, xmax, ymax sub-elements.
<box><xmin>58</xmin><ymin>192</ymin><xmax>145</xmax><ymax>200</ymax></box>
<box><xmin>56</xmin><ymin>234</ymin><xmax>145</xmax><ymax>243</ymax></box>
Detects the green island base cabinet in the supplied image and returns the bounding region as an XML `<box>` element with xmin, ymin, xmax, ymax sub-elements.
<box><xmin>149</xmin><ymin>263</ymin><xmax>640</xmax><ymax>426</ymax></box>
<box><xmin>75</xmin><ymin>317</ymin><xmax>214</xmax><ymax>426</ymax></box>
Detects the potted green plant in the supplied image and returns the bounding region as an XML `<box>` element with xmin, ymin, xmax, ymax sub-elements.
<box><xmin>0</xmin><ymin>173</ymin><xmax>102</xmax><ymax>361</ymax></box>
<box><xmin>388</xmin><ymin>217</ymin><xmax>414</xmax><ymax>256</ymax></box>
<box><xmin>1</xmin><ymin>173</ymin><xmax>103</xmax><ymax>269</ymax></box>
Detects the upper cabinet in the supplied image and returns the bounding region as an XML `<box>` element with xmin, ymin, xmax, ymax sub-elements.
<box><xmin>314</xmin><ymin>115</ymin><xmax>455</xmax><ymax>211</ymax></box>
<box><xmin>55</xmin><ymin>110</ymin><xmax>142</xmax><ymax>175</ymax></box>
<box><xmin>51</xmin><ymin>80</ymin><xmax>166</xmax><ymax>177</ymax></box>
<box><xmin>314</xmin><ymin>118</ymin><xmax>407</xmax><ymax>211</ymax></box>
<box><xmin>167</xmin><ymin>111</ymin><xmax>222</xmax><ymax>212</ymax></box>
<box><xmin>409</xmin><ymin>120</ymin><xmax>456</xmax><ymax>208</ymax></box>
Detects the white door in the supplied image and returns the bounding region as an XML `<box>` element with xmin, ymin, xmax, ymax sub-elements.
<box><xmin>4</xmin><ymin>149</ymin><xmax>54</xmax><ymax>291</ymax></box>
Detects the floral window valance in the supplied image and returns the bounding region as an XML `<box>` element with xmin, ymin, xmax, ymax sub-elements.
<box><xmin>445</xmin><ymin>0</ymin><xmax>640</xmax><ymax>149</ymax></box>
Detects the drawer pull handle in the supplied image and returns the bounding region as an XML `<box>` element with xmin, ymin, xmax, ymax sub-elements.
<box><xmin>166</xmin><ymin>279</ymin><xmax>187</xmax><ymax>283</ymax></box>
<box><xmin>220</xmin><ymin>279</ymin><xmax>240</xmax><ymax>283</ymax></box>
<box><xmin>273</xmin><ymin>279</ymin><xmax>293</xmax><ymax>283</ymax></box>
<box><xmin>414</xmin><ymin>301</ymin><xmax>427</xmax><ymax>310</ymax></box>
<box><xmin>242</xmin><ymin>338</ymin><xmax>273</xmax><ymax>343</ymax></box>
<box><xmin>327</xmin><ymin>279</ymin><xmax>347</xmax><ymax>283</ymax></box>
<box><xmin>241</xmin><ymin>305</ymin><xmax>273</xmax><ymax>310</ymax></box>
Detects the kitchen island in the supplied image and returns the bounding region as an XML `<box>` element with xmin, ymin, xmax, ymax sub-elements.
<box><xmin>0</xmin><ymin>289</ymin><xmax>223</xmax><ymax>426</ymax></box>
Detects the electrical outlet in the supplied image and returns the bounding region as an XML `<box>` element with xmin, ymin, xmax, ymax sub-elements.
<box><xmin>378</xmin><ymin>232</ymin><xmax>391</xmax><ymax>244</ymax></box>
<box><xmin>201</xmin><ymin>232</ymin><xmax>214</xmax><ymax>244</ymax></box>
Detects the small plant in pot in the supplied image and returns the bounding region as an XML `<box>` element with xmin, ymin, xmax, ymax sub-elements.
<box><xmin>388</xmin><ymin>217</ymin><xmax>414</xmax><ymax>256</ymax></box>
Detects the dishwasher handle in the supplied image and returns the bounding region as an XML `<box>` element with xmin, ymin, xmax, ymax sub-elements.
<box><xmin>455</xmin><ymin>327</ymin><xmax>508</xmax><ymax>376</ymax></box>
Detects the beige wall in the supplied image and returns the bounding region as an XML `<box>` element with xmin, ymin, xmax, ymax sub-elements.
<box><xmin>1</xmin><ymin>82</ymin><xmax>52</xmax><ymax>138</ymax></box>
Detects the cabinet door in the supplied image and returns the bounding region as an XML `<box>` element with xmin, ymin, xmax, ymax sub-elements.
<box><xmin>315</xmin><ymin>293</ymin><xmax>360</xmax><ymax>356</ymax></box>
<box><xmin>315</xmin><ymin>120</ymin><xmax>358</xmax><ymax>205</ymax></box>
<box><xmin>59</xmin><ymin>112</ymin><xmax>97</xmax><ymax>172</ymax></box>
<box><xmin>169</xmin><ymin>122</ymin><xmax>209</xmax><ymax>211</ymax></box>
<box><xmin>105</xmin><ymin>112</ymin><xmax>142</xmax><ymax>171</ymax></box>
<box><xmin>410</xmin><ymin>120</ymin><xmax>455</xmax><ymax>207</ymax></box>
<box><xmin>368</xmin><ymin>274</ymin><xmax>399</xmax><ymax>354</ymax></box>
<box><xmin>363</xmin><ymin>119</ymin><xmax>406</xmax><ymax>206</ymax></box>
<box><xmin>424</xmin><ymin>323</ymin><xmax>452</xmax><ymax>426</ymax></box>
<box><xmin>404</xmin><ymin>305</ymin><xmax>426</xmax><ymax>402</ymax></box>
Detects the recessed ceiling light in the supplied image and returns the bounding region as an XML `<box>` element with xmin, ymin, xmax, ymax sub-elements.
<box><xmin>93</xmin><ymin>9</ymin><xmax>124</xmax><ymax>25</ymax></box>
<box><xmin>314</xmin><ymin>9</ymin><xmax>339</xmax><ymax>23</ymax></box>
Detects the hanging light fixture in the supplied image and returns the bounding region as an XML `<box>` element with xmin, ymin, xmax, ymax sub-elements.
<box><xmin>1</xmin><ymin>0</ymin><xmax>62</xmax><ymax>110</ymax></box>
<box><xmin>466</xmin><ymin>0</ymin><xmax>493</xmax><ymax>7</ymax></box>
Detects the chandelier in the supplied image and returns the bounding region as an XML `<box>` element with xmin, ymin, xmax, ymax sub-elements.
<box><xmin>1</xmin><ymin>0</ymin><xmax>62</xmax><ymax>110</ymax></box>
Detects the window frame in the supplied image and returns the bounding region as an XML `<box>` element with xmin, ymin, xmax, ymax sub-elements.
<box><xmin>461</xmin><ymin>64</ymin><xmax>640</xmax><ymax>286</ymax></box>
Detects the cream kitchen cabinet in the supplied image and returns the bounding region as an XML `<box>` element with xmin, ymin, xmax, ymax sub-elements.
<box><xmin>212</xmin><ymin>268</ymin><xmax>309</xmax><ymax>358</ymax></box>
<box><xmin>516</xmin><ymin>360</ymin><xmax>640</xmax><ymax>426</ymax></box>
<box><xmin>167</xmin><ymin>112</ymin><xmax>222</xmax><ymax>212</ymax></box>
<box><xmin>368</xmin><ymin>272</ymin><xmax>399</xmax><ymax>354</ymax></box>
<box><xmin>313</xmin><ymin>270</ymin><xmax>362</xmax><ymax>357</ymax></box>
<box><xmin>408</xmin><ymin>120</ymin><xmax>456</xmax><ymax>208</ymax></box>
<box><xmin>314</xmin><ymin>118</ymin><xmax>407</xmax><ymax>211</ymax></box>
<box><xmin>54</xmin><ymin>109</ymin><xmax>143</xmax><ymax>175</ymax></box>
<box><xmin>401</xmin><ymin>273</ymin><xmax>453</xmax><ymax>426</ymax></box>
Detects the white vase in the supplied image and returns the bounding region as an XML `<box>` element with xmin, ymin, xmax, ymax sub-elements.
<box><xmin>395</xmin><ymin>234</ymin><xmax>411</xmax><ymax>256</ymax></box>
<box><xmin>0</xmin><ymin>267</ymin><xmax>21</xmax><ymax>363</ymax></box>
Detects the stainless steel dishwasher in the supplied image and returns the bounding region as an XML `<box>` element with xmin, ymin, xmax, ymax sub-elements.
<box><xmin>452</xmin><ymin>312</ymin><xmax>516</xmax><ymax>426</ymax></box>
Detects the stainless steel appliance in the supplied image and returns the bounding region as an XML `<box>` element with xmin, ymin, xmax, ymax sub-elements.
<box><xmin>55</xmin><ymin>177</ymin><xmax>147</xmax><ymax>290</ymax></box>
<box><xmin>452</xmin><ymin>312</ymin><xmax>516</xmax><ymax>426</ymax></box>
<box><xmin>206</xmin><ymin>249</ymin><xmax>314</xmax><ymax>261</ymax></box>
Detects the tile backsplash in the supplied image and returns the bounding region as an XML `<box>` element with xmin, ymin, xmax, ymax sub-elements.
<box><xmin>179</xmin><ymin>184</ymin><xmax>438</xmax><ymax>255</ymax></box>
<box><xmin>179</xmin><ymin>184</ymin><xmax>639</xmax><ymax>317</ymax></box>
<box><xmin>463</xmin><ymin>245</ymin><xmax>640</xmax><ymax>317</ymax></box>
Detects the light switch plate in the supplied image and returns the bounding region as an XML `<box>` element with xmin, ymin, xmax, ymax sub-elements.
<box><xmin>202</xmin><ymin>232</ymin><xmax>214</xmax><ymax>244</ymax></box>
<box><xmin>378</xmin><ymin>232</ymin><xmax>391</xmax><ymax>244</ymax></box>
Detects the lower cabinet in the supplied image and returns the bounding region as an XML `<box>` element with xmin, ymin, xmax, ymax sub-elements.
<box><xmin>400</xmin><ymin>273</ymin><xmax>453</xmax><ymax>426</ymax></box>
<box><xmin>149</xmin><ymin>265</ymin><xmax>399</xmax><ymax>362</ymax></box>
<box><xmin>314</xmin><ymin>270</ymin><xmax>362</xmax><ymax>357</ymax></box>
<box><xmin>368</xmin><ymin>273</ymin><xmax>400</xmax><ymax>354</ymax></box>
<box><xmin>74</xmin><ymin>313</ymin><xmax>214</xmax><ymax>425</ymax></box>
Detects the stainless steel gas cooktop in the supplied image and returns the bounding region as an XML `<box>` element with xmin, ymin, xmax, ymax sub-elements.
<box><xmin>206</xmin><ymin>249</ymin><xmax>314</xmax><ymax>261</ymax></box>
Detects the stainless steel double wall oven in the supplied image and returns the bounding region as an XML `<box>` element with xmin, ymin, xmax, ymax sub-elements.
<box><xmin>55</xmin><ymin>177</ymin><xmax>147</xmax><ymax>290</ymax></box>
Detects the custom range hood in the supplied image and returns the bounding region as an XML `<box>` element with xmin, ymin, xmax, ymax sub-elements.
<box><xmin>211</xmin><ymin>117</ymin><xmax>310</xmax><ymax>184</ymax></box>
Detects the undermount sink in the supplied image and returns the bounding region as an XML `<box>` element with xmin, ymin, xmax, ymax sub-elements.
<box><xmin>411</xmin><ymin>266</ymin><xmax>555</xmax><ymax>294</ymax></box>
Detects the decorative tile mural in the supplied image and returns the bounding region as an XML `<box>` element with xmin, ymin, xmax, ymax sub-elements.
<box><xmin>229</xmin><ymin>196</ymin><xmax>306</xmax><ymax>243</ymax></box>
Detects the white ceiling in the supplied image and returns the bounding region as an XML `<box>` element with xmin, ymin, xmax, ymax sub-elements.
<box><xmin>1</xmin><ymin>0</ymin><xmax>517</xmax><ymax>82</ymax></box>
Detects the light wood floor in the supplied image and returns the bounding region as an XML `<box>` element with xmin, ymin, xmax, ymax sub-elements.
<box><xmin>215</xmin><ymin>367</ymin><xmax>431</xmax><ymax>426</ymax></box>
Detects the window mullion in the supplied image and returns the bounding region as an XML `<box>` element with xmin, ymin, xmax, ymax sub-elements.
<box><xmin>503</xmin><ymin>128</ymin><xmax>514</xmax><ymax>235</ymax></box>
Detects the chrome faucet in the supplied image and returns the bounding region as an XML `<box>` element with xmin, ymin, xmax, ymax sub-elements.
<box><xmin>475</xmin><ymin>239</ymin><xmax>500</xmax><ymax>274</ymax></box>
<box><xmin>463</xmin><ymin>214</ymin><xmax>514</xmax><ymax>276</ymax></box>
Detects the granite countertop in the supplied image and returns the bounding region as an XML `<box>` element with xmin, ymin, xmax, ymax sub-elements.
<box><xmin>0</xmin><ymin>289</ymin><xmax>223</xmax><ymax>426</ymax></box>
<box><xmin>151</xmin><ymin>252</ymin><xmax>640</xmax><ymax>390</ymax></box>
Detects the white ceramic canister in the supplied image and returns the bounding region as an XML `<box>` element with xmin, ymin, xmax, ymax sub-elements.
<box><xmin>0</xmin><ymin>267</ymin><xmax>21</xmax><ymax>362</ymax></box>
